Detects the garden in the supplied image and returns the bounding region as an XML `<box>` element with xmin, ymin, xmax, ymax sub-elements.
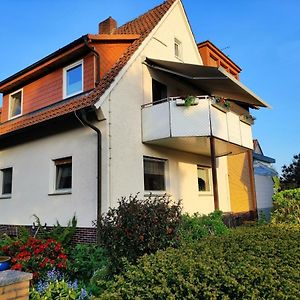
<box><xmin>0</xmin><ymin>189</ymin><xmax>300</xmax><ymax>299</ymax></box>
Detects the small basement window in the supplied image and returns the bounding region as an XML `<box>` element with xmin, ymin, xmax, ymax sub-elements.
<box><xmin>54</xmin><ymin>157</ymin><xmax>72</xmax><ymax>190</ymax></box>
<box><xmin>9</xmin><ymin>90</ymin><xmax>22</xmax><ymax>119</ymax></box>
<box><xmin>197</xmin><ymin>166</ymin><xmax>211</xmax><ymax>192</ymax></box>
<box><xmin>64</xmin><ymin>60</ymin><xmax>83</xmax><ymax>98</ymax></box>
<box><xmin>144</xmin><ymin>157</ymin><xmax>166</xmax><ymax>191</ymax></box>
<box><xmin>1</xmin><ymin>167</ymin><xmax>13</xmax><ymax>195</ymax></box>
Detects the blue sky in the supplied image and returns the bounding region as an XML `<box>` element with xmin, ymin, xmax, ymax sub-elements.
<box><xmin>0</xmin><ymin>0</ymin><xmax>299</xmax><ymax>172</ymax></box>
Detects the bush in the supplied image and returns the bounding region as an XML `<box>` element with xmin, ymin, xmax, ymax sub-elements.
<box><xmin>30</xmin><ymin>269</ymin><xmax>89</xmax><ymax>300</ymax></box>
<box><xmin>271</xmin><ymin>188</ymin><xmax>300</xmax><ymax>224</ymax></box>
<box><xmin>179</xmin><ymin>210</ymin><xmax>228</xmax><ymax>244</ymax></box>
<box><xmin>67</xmin><ymin>244</ymin><xmax>109</xmax><ymax>284</ymax></box>
<box><xmin>95</xmin><ymin>194</ymin><xmax>181</xmax><ymax>270</ymax></box>
<box><xmin>1</xmin><ymin>237</ymin><xmax>67</xmax><ymax>281</ymax></box>
<box><xmin>95</xmin><ymin>226</ymin><xmax>300</xmax><ymax>299</ymax></box>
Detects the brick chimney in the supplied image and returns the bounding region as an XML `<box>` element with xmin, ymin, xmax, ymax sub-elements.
<box><xmin>98</xmin><ymin>17</ymin><xmax>117</xmax><ymax>34</ymax></box>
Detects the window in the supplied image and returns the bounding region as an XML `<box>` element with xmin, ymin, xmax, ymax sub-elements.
<box><xmin>9</xmin><ymin>90</ymin><xmax>22</xmax><ymax>119</ymax></box>
<box><xmin>144</xmin><ymin>157</ymin><xmax>166</xmax><ymax>191</ymax></box>
<box><xmin>54</xmin><ymin>157</ymin><xmax>72</xmax><ymax>190</ymax></box>
<box><xmin>64</xmin><ymin>61</ymin><xmax>83</xmax><ymax>98</ymax></box>
<box><xmin>197</xmin><ymin>166</ymin><xmax>211</xmax><ymax>192</ymax></box>
<box><xmin>1</xmin><ymin>168</ymin><xmax>13</xmax><ymax>195</ymax></box>
<box><xmin>152</xmin><ymin>79</ymin><xmax>167</xmax><ymax>103</ymax></box>
<box><xmin>174</xmin><ymin>38</ymin><xmax>182</xmax><ymax>59</ymax></box>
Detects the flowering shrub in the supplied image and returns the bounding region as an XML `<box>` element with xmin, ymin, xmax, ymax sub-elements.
<box><xmin>1</xmin><ymin>237</ymin><xmax>67</xmax><ymax>281</ymax></box>
<box><xmin>31</xmin><ymin>269</ymin><xmax>89</xmax><ymax>299</ymax></box>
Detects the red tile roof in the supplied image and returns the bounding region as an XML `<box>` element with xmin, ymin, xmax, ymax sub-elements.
<box><xmin>0</xmin><ymin>0</ymin><xmax>177</xmax><ymax>136</ymax></box>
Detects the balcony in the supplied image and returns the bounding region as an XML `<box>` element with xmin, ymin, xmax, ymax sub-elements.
<box><xmin>141</xmin><ymin>96</ymin><xmax>253</xmax><ymax>157</ymax></box>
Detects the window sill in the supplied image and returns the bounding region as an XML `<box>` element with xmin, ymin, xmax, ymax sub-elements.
<box><xmin>48</xmin><ymin>190</ymin><xmax>72</xmax><ymax>196</ymax></box>
<box><xmin>198</xmin><ymin>191</ymin><xmax>213</xmax><ymax>196</ymax></box>
<box><xmin>0</xmin><ymin>194</ymin><xmax>12</xmax><ymax>199</ymax></box>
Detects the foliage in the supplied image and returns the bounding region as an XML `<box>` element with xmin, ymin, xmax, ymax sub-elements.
<box><xmin>183</xmin><ymin>95</ymin><xmax>197</xmax><ymax>106</ymax></box>
<box><xmin>273</xmin><ymin>176</ymin><xmax>281</xmax><ymax>193</ymax></box>
<box><xmin>33</xmin><ymin>215</ymin><xmax>77</xmax><ymax>249</ymax></box>
<box><xmin>280</xmin><ymin>153</ymin><xmax>300</xmax><ymax>190</ymax></box>
<box><xmin>95</xmin><ymin>194</ymin><xmax>182</xmax><ymax>271</ymax></box>
<box><xmin>214</xmin><ymin>96</ymin><xmax>231</xmax><ymax>109</ymax></box>
<box><xmin>271</xmin><ymin>188</ymin><xmax>300</xmax><ymax>224</ymax></box>
<box><xmin>95</xmin><ymin>225</ymin><xmax>300</xmax><ymax>299</ymax></box>
<box><xmin>1</xmin><ymin>237</ymin><xmax>67</xmax><ymax>281</ymax></box>
<box><xmin>179</xmin><ymin>210</ymin><xmax>228</xmax><ymax>245</ymax></box>
<box><xmin>31</xmin><ymin>269</ymin><xmax>89</xmax><ymax>300</ymax></box>
<box><xmin>67</xmin><ymin>244</ymin><xmax>109</xmax><ymax>284</ymax></box>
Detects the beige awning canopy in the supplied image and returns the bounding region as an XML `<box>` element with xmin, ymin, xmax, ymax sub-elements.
<box><xmin>145</xmin><ymin>58</ymin><xmax>270</xmax><ymax>108</ymax></box>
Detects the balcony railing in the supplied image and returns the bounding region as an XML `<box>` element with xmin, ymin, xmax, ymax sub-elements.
<box><xmin>141</xmin><ymin>96</ymin><xmax>253</xmax><ymax>153</ymax></box>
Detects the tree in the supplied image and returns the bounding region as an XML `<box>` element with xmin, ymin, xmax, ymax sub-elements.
<box><xmin>280</xmin><ymin>154</ymin><xmax>300</xmax><ymax>190</ymax></box>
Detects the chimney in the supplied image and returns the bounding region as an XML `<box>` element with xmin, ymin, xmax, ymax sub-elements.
<box><xmin>98</xmin><ymin>17</ymin><xmax>117</xmax><ymax>34</ymax></box>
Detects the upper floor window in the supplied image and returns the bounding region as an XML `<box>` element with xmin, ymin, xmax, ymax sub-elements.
<box><xmin>1</xmin><ymin>167</ymin><xmax>13</xmax><ymax>196</ymax></box>
<box><xmin>152</xmin><ymin>79</ymin><xmax>167</xmax><ymax>103</ymax></box>
<box><xmin>174</xmin><ymin>38</ymin><xmax>182</xmax><ymax>59</ymax></box>
<box><xmin>9</xmin><ymin>90</ymin><xmax>22</xmax><ymax>119</ymax></box>
<box><xmin>64</xmin><ymin>60</ymin><xmax>83</xmax><ymax>98</ymax></box>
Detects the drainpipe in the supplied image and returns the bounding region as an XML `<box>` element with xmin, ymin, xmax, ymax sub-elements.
<box><xmin>75</xmin><ymin>109</ymin><xmax>102</xmax><ymax>233</ymax></box>
<box><xmin>83</xmin><ymin>36</ymin><xmax>100</xmax><ymax>86</ymax></box>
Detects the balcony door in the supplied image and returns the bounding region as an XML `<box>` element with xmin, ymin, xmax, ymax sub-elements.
<box><xmin>152</xmin><ymin>79</ymin><xmax>167</xmax><ymax>104</ymax></box>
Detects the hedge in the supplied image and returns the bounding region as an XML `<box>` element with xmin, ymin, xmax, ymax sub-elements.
<box><xmin>95</xmin><ymin>225</ymin><xmax>300</xmax><ymax>299</ymax></box>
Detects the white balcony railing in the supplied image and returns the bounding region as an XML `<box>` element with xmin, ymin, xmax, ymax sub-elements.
<box><xmin>141</xmin><ymin>96</ymin><xmax>253</xmax><ymax>151</ymax></box>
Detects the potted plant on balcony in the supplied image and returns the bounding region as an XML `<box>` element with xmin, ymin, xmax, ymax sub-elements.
<box><xmin>240</xmin><ymin>113</ymin><xmax>256</xmax><ymax>125</ymax></box>
<box><xmin>212</xmin><ymin>96</ymin><xmax>231</xmax><ymax>112</ymax></box>
<box><xmin>176</xmin><ymin>95</ymin><xmax>199</xmax><ymax>106</ymax></box>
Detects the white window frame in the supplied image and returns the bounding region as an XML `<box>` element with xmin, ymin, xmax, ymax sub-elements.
<box><xmin>143</xmin><ymin>156</ymin><xmax>168</xmax><ymax>194</ymax></box>
<box><xmin>8</xmin><ymin>89</ymin><xmax>23</xmax><ymax>120</ymax></box>
<box><xmin>174</xmin><ymin>38</ymin><xmax>182</xmax><ymax>60</ymax></box>
<box><xmin>63</xmin><ymin>60</ymin><xmax>84</xmax><ymax>99</ymax></box>
<box><xmin>0</xmin><ymin>167</ymin><xmax>13</xmax><ymax>199</ymax></box>
<box><xmin>197</xmin><ymin>165</ymin><xmax>213</xmax><ymax>195</ymax></box>
<box><xmin>49</xmin><ymin>156</ymin><xmax>72</xmax><ymax>195</ymax></box>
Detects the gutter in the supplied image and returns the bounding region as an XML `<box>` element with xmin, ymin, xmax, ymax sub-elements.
<box><xmin>75</xmin><ymin>109</ymin><xmax>102</xmax><ymax>229</ymax></box>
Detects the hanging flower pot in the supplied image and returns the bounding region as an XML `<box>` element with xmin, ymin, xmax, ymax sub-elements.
<box><xmin>212</xmin><ymin>97</ymin><xmax>231</xmax><ymax>112</ymax></box>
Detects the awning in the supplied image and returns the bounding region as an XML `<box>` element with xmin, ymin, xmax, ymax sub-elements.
<box><xmin>145</xmin><ymin>58</ymin><xmax>271</xmax><ymax>108</ymax></box>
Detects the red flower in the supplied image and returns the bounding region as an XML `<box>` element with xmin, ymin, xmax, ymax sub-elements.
<box><xmin>11</xmin><ymin>263</ymin><xmax>23</xmax><ymax>270</ymax></box>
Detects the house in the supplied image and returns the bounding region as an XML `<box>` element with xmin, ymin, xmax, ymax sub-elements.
<box><xmin>253</xmin><ymin>140</ymin><xmax>277</xmax><ymax>219</ymax></box>
<box><xmin>0</xmin><ymin>0</ymin><xmax>270</xmax><ymax>242</ymax></box>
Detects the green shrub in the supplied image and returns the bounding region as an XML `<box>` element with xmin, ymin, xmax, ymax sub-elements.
<box><xmin>33</xmin><ymin>215</ymin><xmax>77</xmax><ymax>249</ymax></box>
<box><xmin>95</xmin><ymin>194</ymin><xmax>181</xmax><ymax>271</ymax></box>
<box><xmin>179</xmin><ymin>210</ymin><xmax>228</xmax><ymax>244</ymax></box>
<box><xmin>271</xmin><ymin>188</ymin><xmax>300</xmax><ymax>224</ymax></box>
<box><xmin>67</xmin><ymin>244</ymin><xmax>109</xmax><ymax>284</ymax></box>
<box><xmin>95</xmin><ymin>226</ymin><xmax>300</xmax><ymax>299</ymax></box>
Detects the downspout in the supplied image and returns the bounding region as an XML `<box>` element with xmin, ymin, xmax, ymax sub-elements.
<box><xmin>75</xmin><ymin>109</ymin><xmax>102</xmax><ymax>237</ymax></box>
<box><xmin>83</xmin><ymin>36</ymin><xmax>100</xmax><ymax>86</ymax></box>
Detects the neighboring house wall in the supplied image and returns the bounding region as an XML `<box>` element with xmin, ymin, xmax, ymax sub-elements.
<box><xmin>0</xmin><ymin>126</ymin><xmax>98</xmax><ymax>227</ymax></box>
<box><xmin>227</xmin><ymin>152</ymin><xmax>255</xmax><ymax>213</ymax></box>
<box><xmin>0</xmin><ymin>53</ymin><xmax>95</xmax><ymax>123</ymax></box>
<box><xmin>255</xmin><ymin>174</ymin><xmax>274</xmax><ymax>214</ymax></box>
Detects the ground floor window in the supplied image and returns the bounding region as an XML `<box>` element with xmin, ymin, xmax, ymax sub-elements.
<box><xmin>197</xmin><ymin>166</ymin><xmax>211</xmax><ymax>192</ymax></box>
<box><xmin>54</xmin><ymin>157</ymin><xmax>72</xmax><ymax>190</ymax></box>
<box><xmin>143</xmin><ymin>156</ymin><xmax>166</xmax><ymax>191</ymax></box>
<box><xmin>1</xmin><ymin>167</ymin><xmax>13</xmax><ymax>195</ymax></box>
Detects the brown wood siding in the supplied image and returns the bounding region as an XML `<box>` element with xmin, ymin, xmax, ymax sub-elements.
<box><xmin>227</xmin><ymin>151</ymin><xmax>255</xmax><ymax>213</ymax></box>
<box><xmin>0</xmin><ymin>53</ymin><xmax>94</xmax><ymax>123</ymax></box>
<box><xmin>93</xmin><ymin>42</ymin><xmax>132</xmax><ymax>79</ymax></box>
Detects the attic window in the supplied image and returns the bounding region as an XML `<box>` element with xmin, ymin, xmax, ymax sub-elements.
<box><xmin>9</xmin><ymin>90</ymin><xmax>22</xmax><ymax>119</ymax></box>
<box><xmin>64</xmin><ymin>60</ymin><xmax>83</xmax><ymax>98</ymax></box>
<box><xmin>174</xmin><ymin>38</ymin><xmax>182</xmax><ymax>59</ymax></box>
